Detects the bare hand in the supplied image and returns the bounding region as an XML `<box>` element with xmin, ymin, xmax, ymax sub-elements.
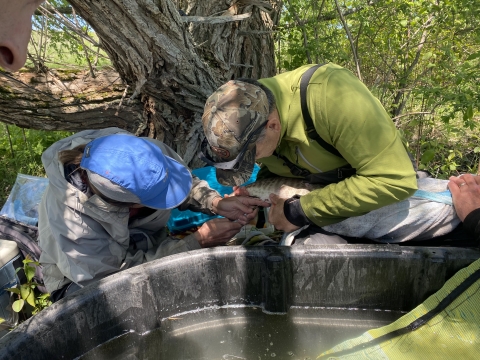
<box><xmin>268</xmin><ymin>193</ymin><xmax>299</xmax><ymax>232</ymax></box>
<box><xmin>232</xmin><ymin>186</ymin><xmax>250</xmax><ymax>196</ymax></box>
<box><xmin>212</xmin><ymin>196</ymin><xmax>270</xmax><ymax>225</ymax></box>
<box><xmin>448</xmin><ymin>174</ymin><xmax>480</xmax><ymax>222</ymax></box>
<box><xmin>193</xmin><ymin>218</ymin><xmax>243</xmax><ymax>248</ymax></box>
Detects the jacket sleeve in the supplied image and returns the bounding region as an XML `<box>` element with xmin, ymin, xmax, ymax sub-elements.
<box><xmin>124</xmin><ymin>229</ymin><xmax>201</xmax><ymax>268</ymax></box>
<box><xmin>38</xmin><ymin>189</ymin><xmax>202</xmax><ymax>291</ymax></box>
<box><xmin>147</xmin><ymin>138</ymin><xmax>221</xmax><ymax>215</ymax></box>
<box><xmin>299</xmin><ymin>68</ymin><xmax>418</xmax><ymax>227</ymax></box>
<box><xmin>176</xmin><ymin>176</ymin><xmax>221</xmax><ymax>215</ymax></box>
<box><xmin>43</xmin><ymin>225</ymin><xmax>201</xmax><ymax>289</ymax></box>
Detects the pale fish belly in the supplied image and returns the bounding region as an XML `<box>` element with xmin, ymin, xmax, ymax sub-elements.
<box><xmin>237</xmin><ymin>177</ymin><xmax>322</xmax><ymax>203</ymax></box>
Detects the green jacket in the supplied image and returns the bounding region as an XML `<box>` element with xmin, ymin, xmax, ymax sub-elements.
<box><xmin>258</xmin><ymin>63</ymin><xmax>417</xmax><ymax>227</ymax></box>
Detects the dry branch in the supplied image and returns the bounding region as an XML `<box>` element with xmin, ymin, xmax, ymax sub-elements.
<box><xmin>181</xmin><ymin>13</ymin><xmax>251</xmax><ymax>24</ymax></box>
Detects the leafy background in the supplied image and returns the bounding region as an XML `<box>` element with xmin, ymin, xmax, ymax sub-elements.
<box><xmin>1</xmin><ymin>0</ymin><xmax>479</xmax><ymax>207</ymax></box>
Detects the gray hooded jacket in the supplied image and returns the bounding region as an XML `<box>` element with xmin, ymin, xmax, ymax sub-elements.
<box><xmin>38</xmin><ymin>128</ymin><xmax>221</xmax><ymax>294</ymax></box>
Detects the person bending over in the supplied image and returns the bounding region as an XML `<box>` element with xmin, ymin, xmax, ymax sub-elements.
<box><xmin>38</xmin><ymin>127</ymin><xmax>268</xmax><ymax>302</ymax></box>
<box><xmin>200</xmin><ymin>64</ymin><xmax>417</xmax><ymax>235</ymax></box>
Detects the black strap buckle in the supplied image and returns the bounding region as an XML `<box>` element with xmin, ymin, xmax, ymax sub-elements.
<box><xmin>288</xmin><ymin>164</ymin><xmax>311</xmax><ymax>178</ymax></box>
<box><xmin>337</xmin><ymin>167</ymin><xmax>356</xmax><ymax>180</ymax></box>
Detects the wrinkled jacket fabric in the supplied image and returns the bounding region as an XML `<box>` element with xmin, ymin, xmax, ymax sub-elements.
<box><xmin>38</xmin><ymin>128</ymin><xmax>221</xmax><ymax>294</ymax></box>
<box><xmin>258</xmin><ymin>63</ymin><xmax>418</xmax><ymax>227</ymax></box>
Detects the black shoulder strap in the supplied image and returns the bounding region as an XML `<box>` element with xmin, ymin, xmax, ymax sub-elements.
<box><xmin>300</xmin><ymin>64</ymin><xmax>343</xmax><ymax>159</ymax></box>
<box><xmin>273</xmin><ymin>150</ymin><xmax>310</xmax><ymax>178</ymax></box>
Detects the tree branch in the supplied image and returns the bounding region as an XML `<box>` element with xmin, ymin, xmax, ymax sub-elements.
<box><xmin>282</xmin><ymin>0</ymin><xmax>381</xmax><ymax>29</ymax></box>
<box><xmin>286</xmin><ymin>0</ymin><xmax>312</xmax><ymax>63</ymax></box>
<box><xmin>0</xmin><ymin>70</ymin><xmax>143</xmax><ymax>132</ymax></box>
<box><xmin>34</xmin><ymin>5</ymin><xmax>73</xmax><ymax>16</ymax></box>
<box><xmin>334</xmin><ymin>0</ymin><xmax>362</xmax><ymax>81</ymax></box>
<box><xmin>181</xmin><ymin>13</ymin><xmax>251</xmax><ymax>24</ymax></box>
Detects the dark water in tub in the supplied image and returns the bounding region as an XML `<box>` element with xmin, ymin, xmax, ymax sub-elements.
<box><xmin>77</xmin><ymin>305</ymin><xmax>404</xmax><ymax>360</ymax></box>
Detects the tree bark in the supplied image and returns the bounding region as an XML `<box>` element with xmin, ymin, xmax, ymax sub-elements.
<box><xmin>1</xmin><ymin>0</ymin><xmax>279</xmax><ymax>168</ymax></box>
<box><xmin>0</xmin><ymin>69</ymin><xmax>143</xmax><ymax>132</ymax></box>
<box><xmin>66</xmin><ymin>0</ymin><xmax>279</xmax><ymax>167</ymax></box>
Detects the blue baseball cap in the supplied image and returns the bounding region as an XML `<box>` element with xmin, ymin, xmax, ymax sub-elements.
<box><xmin>80</xmin><ymin>134</ymin><xmax>192</xmax><ymax>209</ymax></box>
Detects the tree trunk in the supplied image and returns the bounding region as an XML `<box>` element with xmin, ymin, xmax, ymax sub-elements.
<box><xmin>8</xmin><ymin>0</ymin><xmax>279</xmax><ymax>168</ymax></box>
<box><xmin>0</xmin><ymin>69</ymin><xmax>143</xmax><ymax>132</ymax></box>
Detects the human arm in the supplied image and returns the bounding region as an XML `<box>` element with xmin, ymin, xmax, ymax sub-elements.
<box><xmin>448</xmin><ymin>174</ymin><xmax>480</xmax><ymax>241</ymax></box>
<box><xmin>142</xmin><ymin>218</ymin><xmax>243</xmax><ymax>262</ymax></box>
<box><xmin>211</xmin><ymin>196</ymin><xmax>269</xmax><ymax>224</ymax></box>
<box><xmin>148</xmin><ymin>139</ymin><xmax>269</xmax><ymax>223</ymax></box>
<box><xmin>191</xmin><ymin>218</ymin><xmax>243</xmax><ymax>247</ymax></box>
<box><xmin>178</xmin><ymin>175</ymin><xmax>269</xmax><ymax>224</ymax></box>
<box><xmin>268</xmin><ymin>194</ymin><xmax>300</xmax><ymax>232</ymax></box>
<box><xmin>40</xmin><ymin>204</ymin><xmax>240</xmax><ymax>291</ymax></box>
<box><xmin>297</xmin><ymin>67</ymin><xmax>417</xmax><ymax>227</ymax></box>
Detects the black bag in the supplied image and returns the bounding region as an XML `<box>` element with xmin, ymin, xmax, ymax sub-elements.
<box><xmin>0</xmin><ymin>216</ymin><xmax>46</xmax><ymax>293</ymax></box>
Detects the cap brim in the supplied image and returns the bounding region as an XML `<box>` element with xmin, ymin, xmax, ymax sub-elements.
<box><xmin>141</xmin><ymin>155</ymin><xmax>193</xmax><ymax>210</ymax></box>
<box><xmin>215</xmin><ymin>144</ymin><xmax>256</xmax><ymax>186</ymax></box>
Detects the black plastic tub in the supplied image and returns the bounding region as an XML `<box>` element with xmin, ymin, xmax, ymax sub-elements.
<box><xmin>0</xmin><ymin>245</ymin><xmax>479</xmax><ymax>359</ymax></box>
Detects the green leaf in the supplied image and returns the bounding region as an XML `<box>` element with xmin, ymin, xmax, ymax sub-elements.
<box><xmin>12</xmin><ymin>299</ymin><xmax>25</xmax><ymax>313</ymax></box>
<box><xmin>474</xmin><ymin>147</ymin><xmax>480</xmax><ymax>153</ymax></box>
<box><xmin>422</xmin><ymin>52</ymin><xmax>433</xmax><ymax>60</ymax></box>
<box><xmin>37</xmin><ymin>293</ymin><xmax>51</xmax><ymax>300</ymax></box>
<box><xmin>466</xmin><ymin>105</ymin><xmax>474</xmax><ymax>120</ymax></box>
<box><xmin>449</xmin><ymin>164</ymin><xmax>457</xmax><ymax>171</ymax></box>
<box><xmin>400</xmin><ymin>20</ymin><xmax>408</xmax><ymax>27</ymax></box>
<box><xmin>25</xmin><ymin>264</ymin><xmax>36</xmax><ymax>282</ymax></box>
<box><xmin>20</xmin><ymin>284</ymin><xmax>36</xmax><ymax>307</ymax></box>
<box><xmin>6</xmin><ymin>287</ymin><xmax>20</xmax><ymax>295</ymax></box>
<box><xmin>421</xmin><ymin>149</ymin><xmax>436</xmax><ymax>163</ymax></box>
<box><xmin>466</xmin><ymin>52</ymin><xmax>480</xmax><ymax>60</ymax></box>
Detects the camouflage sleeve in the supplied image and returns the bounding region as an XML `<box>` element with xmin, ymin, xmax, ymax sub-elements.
<box><xmin>144</xmin><ymin>138</ymin><xmax>222</xmax><ymax>215</ymax></box>
<box><xmin>176</xmin><ymin>175</ymin><xmax>221</xmax><ymax>215</ymax></box>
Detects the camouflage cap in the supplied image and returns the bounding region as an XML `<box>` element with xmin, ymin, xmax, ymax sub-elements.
<box><xmin>201</xmin><ymin>80</ymin><xmax>269</xmax><ymax>186</ymax></box>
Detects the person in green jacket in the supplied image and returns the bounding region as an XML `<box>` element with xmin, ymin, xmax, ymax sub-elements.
<box><xmin>199</xmin><ymin>63</ymin><xmax>418</xmax><ymax>234</ymax></box>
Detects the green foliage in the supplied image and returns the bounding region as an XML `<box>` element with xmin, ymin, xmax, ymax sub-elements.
<box><xmin>6</xmin><ymin>256</ymin><xmax>52</xmax><ymax>316</ymax></box>
<box><xmin>277</xmin><ymin>0</ymin><xmax>479</xmax><ymax>178</ymax></box>
<box><xmin>0</xmin><ymin>124</ymin><xmax>72</xmax><ymax>207</ymax></box>
<box><xmin>1</xmin><ymin>0</ymin><xmax>478</xmax><ymax>201</ymax></box>
<box><xmin>27</xmin><ymin>0</ymin><xmax>111</xmax><ymax>70</ymax></box>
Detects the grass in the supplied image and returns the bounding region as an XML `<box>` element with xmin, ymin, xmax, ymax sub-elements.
<box><xmin>0</xmin><ymin>29</ymin><xmax>110</xmax><ymax>208</ymax></box>
<box><xmin>404</xmin><ymin>114</ymin><xmax>480</xmax><ymax>178</ymax></box>
<box><xmin>0</xmin><ymin>124</ymin><xmax>72</xmax><ymax>208</ymax></box>
<box><xmin>27</xmin><ymin>30</ymin><xmax>112</xmax><ymax>71</ymax></box>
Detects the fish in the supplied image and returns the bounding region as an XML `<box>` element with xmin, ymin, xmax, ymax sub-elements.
<box><xmin>233</xmin><ymin>177</ymin><xmax>323</xmax><ymax>203</ymax></box>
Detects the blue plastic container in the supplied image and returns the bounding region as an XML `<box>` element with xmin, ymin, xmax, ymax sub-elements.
<box><xmin>0</xmin><ymin>174</ymin><xmax>49</xmax><ymax>226</ymax></box>
<box><xmin>167</xmin><ymin>165</ymin><xmax>260</xmax><ymax>233</ymax></box>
